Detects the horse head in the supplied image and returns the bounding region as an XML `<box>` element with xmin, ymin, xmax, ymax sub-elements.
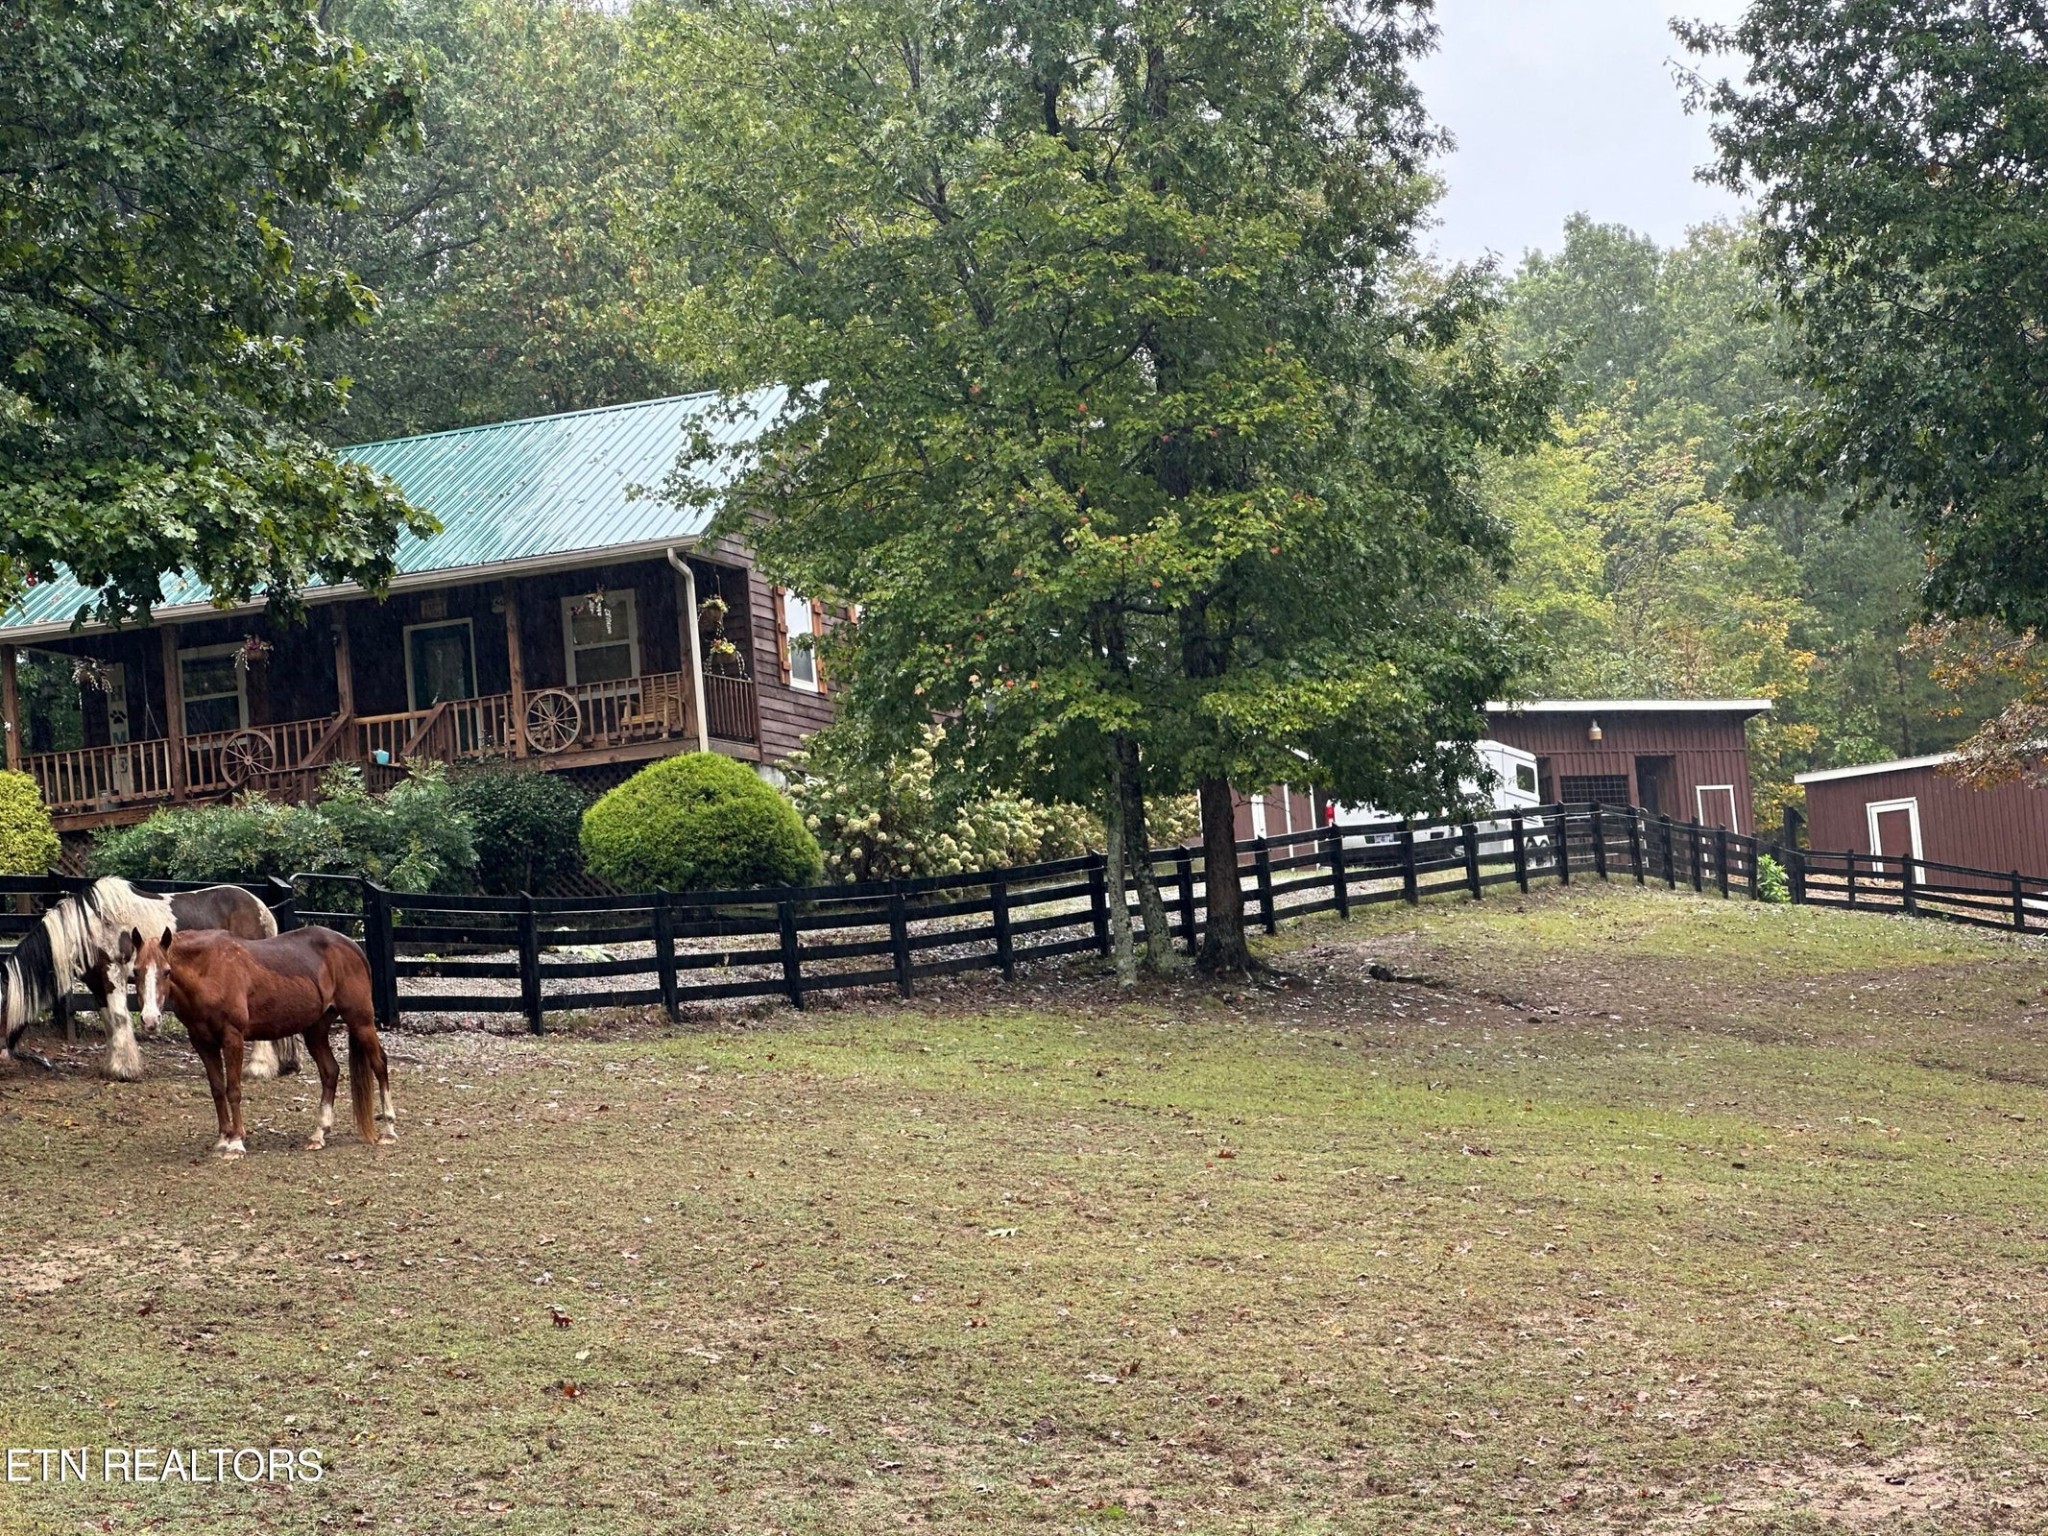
<box><xmin>128</xmin><ymin>925</ymin><xmax>176</xmax><ymax>1034</ymax></box>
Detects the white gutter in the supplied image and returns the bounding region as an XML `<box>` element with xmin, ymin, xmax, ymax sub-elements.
<box><xmin>668</xmin><ymin>547</ymin><xmax>711</xmax><ymax>755</ymax></box>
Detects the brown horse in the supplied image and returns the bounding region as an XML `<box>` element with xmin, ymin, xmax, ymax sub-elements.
<box><xmin>129</xmin><ymin>924</ymin><xmax>396</xmax><ymax>1158</ymax></box>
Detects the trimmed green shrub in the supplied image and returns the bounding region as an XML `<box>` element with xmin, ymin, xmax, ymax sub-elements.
<box><xmin>581</xmin><ymin>752</ymin><xmax>820</xmax><ymax>892</ymax></box>
<box><xmin>88</xmin><ymin>762</ymin><xmax>476</xmax><ymax>891</ymax></box>
<box><xmin>1755</xmin><ymin>852</ymin><xmax>1792</xmax><ymax>904</ymax></box>
<box><xmin>0</xmin><ymin>771</ymin><xmax>61</xmax><ymax>873</ymax></box>
<box><xmin>787</xmin><ymin>725</ymin><xmax>1094</xmax><ymax>882</ymax></box>
<box><xmin>451</xmin><ymin>767</ymin><xmax>589</xmax><ymax>894</ymax></box>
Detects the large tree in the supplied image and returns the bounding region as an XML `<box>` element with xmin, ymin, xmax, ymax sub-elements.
<box><xmin>1680</xmin><ymin>2</ymin><xmax>2048</xmax><ymax>635</ymax></box>
<box><xmin>645</xmin><ymin>0</ymin><xmax>1551</xmax><ymax>974</ymax></box>
<box><xmin>1</xmin><ymin>0</ymin><xmax>431</xmax><ymax>622</ymax></box>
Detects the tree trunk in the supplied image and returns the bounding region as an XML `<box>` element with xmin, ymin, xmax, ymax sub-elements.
<box><xmin>1105</xmin><ymin>749</ymin><xmax>1137</xmax><ymax>989</ymax></box>
<box><xmin>1117</xmin><ymin>735</ymin><xmax>1174</xmax><ymax>971</ymax></box>
<box><xmin>1196</xmin><ymin>774</ymin><xmax>1253</xmax><ymax>973</ymax></box>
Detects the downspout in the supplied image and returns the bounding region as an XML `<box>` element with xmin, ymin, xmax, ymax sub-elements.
<box><xmin>667</xmin><ymin>547</ymin><xmax>712</xmax><ymax>755</ymax></box>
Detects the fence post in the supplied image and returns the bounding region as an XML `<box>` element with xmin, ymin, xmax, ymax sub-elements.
<box><xmin>1661</xmin><ymin>817</ymin><xmax>1677</xmax><ymax>889</ymax></box>
<box><xmin>1901</xmin><ymin>855</ymin><xmax>1918</xmax><ymax>916</ymax></box>
<box><xmin>266</xmin><ymin>874</ymin><xmax>300</xmax><ymax>932</ymax></box>
<box><xmin>1087</xmin><ymin>853</ymin><xmax>1111</xmax><ymax>955</ymax></box>
<box><xmin>1552</xmin><ymin>812</ymin><xmax>1570</xmax><ymax>887</ymax></box>
<box><xmin>1176</xmin><ymin>853</ymin><xmax>1198</xmax><ymax>952</ymax></box>
<box><xmin>1746</xmin><ymin>835</ymin><xmax>1762</xmax><ymax>900</ymax></box>
<box><xmin>1512</xmin><ymin>816</ymin><xmax>1529</xmax><ymax>894</ymax></box>
<box><xmin>992</xmin><ymin>878</ymin><xmax>1014</xmax><ymax>979</ymax></box>
<box><xmin>1462</xmin><ymin>823</ymin><xmax>1482</xmax><ymax>900</ymax></box>
<box><xmin>517</xmin><ymin>892</ymin><xmax>543</xmax><ymax>1035</ymax></box>
<box><xmin>1591</xmin><ymin>806</ymin><xmax>1607</xmax><ymax>881</ymax></box>
<box><xmin>362</xmin><ymin>881</ymin><xmax>399</xmax><ymax>1027</ymax></box>
<box><xmin>2013</xmin><ymin>872</ymin><xmax>2027</xmax><ymax>933</ymax></box>
<box><xmin>1629</xmin><ymin>812</ymin><xmax>1645</xmax><ymax>885</ymax></box>
<box><xmin>889</xmin><ymin>883</ymin><xmax>914</xmax><ymax>997</ymax></box>
<box><xmin>1846</xmin><ymin>854</ymin><xmax>1858</xmax><ymax>908</ymax></box>
<box><xmin>1790</xmin><ymin>846</ymin><xmax>1807</xmax><ymax>904</ymax></box>
<box><xmin>1688</xmin><ymin>823</ymin><xmax>1704</xmax><ymax>892</ymax></box>
<box><xmin>1255</xmin><ymin>838</ymin><xmax>1278</xmax><ymax>932</ymax></box>
<box><xmin>652</xmin><ymin>891</ymin><xmax>680</xmax><ymax>1023</ymax></box>
<box><xmin>777</xmin><ymin>898</ymin><xmax>805</xmax><ymax>1009</ymax></box>
<box><xmin>1398</xmin><ymin>827</ymin><xmax>1419</xmax><ymax>905</ymax></box>
<box><xmin>1326</xmin><ymin>827</ymin><xmax>1351</xmax><ymax>919</ymax></box>
<box><xmin>1714</xmin><ymin>827</ymin><xmax>1730</xmax><ymax>898</ymax></box>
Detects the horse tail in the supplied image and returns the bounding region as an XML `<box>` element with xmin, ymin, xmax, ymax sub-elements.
<box><xmin>349</xmin><ymin>1028</ymin><xmax>378</xmax><ymax>1143</ymax></box>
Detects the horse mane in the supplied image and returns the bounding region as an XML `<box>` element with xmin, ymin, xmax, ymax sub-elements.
<box><xmin>1</xmin><ymin>878</ymin><xmax>176</xmax><ymax>1044</ymax></box>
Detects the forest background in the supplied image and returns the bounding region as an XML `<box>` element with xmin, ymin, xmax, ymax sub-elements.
<box><xmin>24</xmin><ymin>0</ymin><xmax>2010</xmax><ymax>822</ymax></box>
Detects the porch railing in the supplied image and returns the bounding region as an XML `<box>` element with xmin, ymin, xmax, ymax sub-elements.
<box><xmin>26</xmin><ymin>739</ymin><xmax>177</xmax><ymax>812</ymax></box>
<box><xmin>704</xmin><ymin>673</ymin><xmax>757</xmax><ymax>745</ymax></box>
<box><xmin>27</xmin><ymin>668</ymin><xmax>762</xmax><ymax>818</ymax></box>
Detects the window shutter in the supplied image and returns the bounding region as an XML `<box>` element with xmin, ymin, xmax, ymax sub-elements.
<box><xmin>770</xmin><ymin>584</ymin><xmax>791</xmax><ymax>686</ymax></box>
<box><xmin>810</xmin><ymin>597</ymin><xmax>828</xmax><ymax>693</ymax></box>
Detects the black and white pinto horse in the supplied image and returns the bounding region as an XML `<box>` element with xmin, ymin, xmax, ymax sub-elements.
<box><xmin>0</xmin><ymin>878</ymin><xmax>297</xmax><ymax>1080</ymax></box>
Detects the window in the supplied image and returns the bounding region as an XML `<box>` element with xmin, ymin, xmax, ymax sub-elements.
<box><xmin>178</xmin><ymin>646</ymin><xmax>247</xmax><ymax>736</ymax></box>
<box><xmin>1561</xmin><ymin>773</ymin><xmax>1630</xmax><ymax>806</ymax></box>
<box><xmin>782</xmin><ymin>589</ymin><xmax>818</xmax><ymax>691</ymax></box>
<box><xmin>1513</xmin><ymin>763</ymin><xmax>1537</xmax><ymax>795</ymax></box>
<box><xmin>561</xmin><ymin>589</ymin><xmax>640</xmax><ymax>685</ymax></box>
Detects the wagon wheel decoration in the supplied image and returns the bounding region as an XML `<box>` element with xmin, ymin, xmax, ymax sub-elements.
<box><xmin>523</xmin><ymin>689</ymin><xmax>582</xmax><ymax>754</ymax></box>
<box><xmin>221</xmin><ymin>729</ymin><xmax>277</xmax><ymax>787</ymax></box>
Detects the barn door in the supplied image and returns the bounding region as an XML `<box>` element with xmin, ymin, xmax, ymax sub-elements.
<box><xmin>1866</xmin><ymin>798</ymin><xmax>1923</xmax><ymax>875</ymax></box>
<box><xmin>1695</xmin><ymin>784</ymin><xmax>1738</xmax><ymax>831</ymax></box>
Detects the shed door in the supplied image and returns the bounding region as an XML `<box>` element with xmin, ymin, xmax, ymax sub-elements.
<box><xmin>1866</xmin><ymin>798</ymin><xmax>1923</xmax><ymax>874</ymax></box>
<box><xmin>1696</xmin><ymin>785</ymin><xmax>1738</xmax><ymax>831</ymax></box>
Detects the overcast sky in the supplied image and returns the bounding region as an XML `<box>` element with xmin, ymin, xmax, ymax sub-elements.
<box><xmin>1408</xmin><ymin>0</ymin><xmax>1752</xmax><ymax>269</ymax></box>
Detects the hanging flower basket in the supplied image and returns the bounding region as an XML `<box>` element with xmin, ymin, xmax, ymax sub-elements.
<box><xmin>71</xmin><ymin>655</ymin><xmax>112</xmax><ymax>692</ymax></box>
<box><xmin>233</xmin><ymin>635</ymin><xmax>274</xmax><ymax>673</ymax></box>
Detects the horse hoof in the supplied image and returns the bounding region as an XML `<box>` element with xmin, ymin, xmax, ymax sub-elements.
<box><xmin>377</xmin><ymin>1128</ymin><xmax>398</xmax><ymax>1145</ymax></box>
<box><xmin>104</xmin><ymin>1046</ymin><xmax>144</xmax><ymax>1082</ymax></box>
<box><xmin>305</xmin><ymin>1135</ymin><xmax>325</xmax><ymax>1151</ymax></box>
<box><xmin>217</xmin><ymin>1139</ymin><xmax>246</xmax><ymax>1160</ymax></box>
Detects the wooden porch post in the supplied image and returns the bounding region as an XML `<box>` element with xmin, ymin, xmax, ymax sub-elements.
<box><xmin>331</xmin><ymin>606</ymin><xmax>355</xmax><ymax>719</ymax></box>
<box><xmin>0</xmin><ymin>645</ymin><xmax>19</xmax><ymax>772</ymax></box>
<box><xmin>503</xmin><ymin>582</ymin><xmax>527</xmax><ymax>760</ymax></box>
<box><xmin>160</xmin><ymin>624</ymin><xmax>186</xmax><ymax>793</ymax></box>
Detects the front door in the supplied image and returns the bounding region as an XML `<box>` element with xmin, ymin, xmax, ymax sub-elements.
<box><xmin>406</xmin><ymin>620</ymin><xmax>477</xmax><ymax>711</ymax></box>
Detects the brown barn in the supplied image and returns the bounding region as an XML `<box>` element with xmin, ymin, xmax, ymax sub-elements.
<box><xmin>0</xmin><ymin>391</ymin><xmax>839</xmax><ymax>834</ymax></box>
<box><xmin>1483</xmin><ymin>699</ymin><xmax>1772</xmax><ymax>833</ymax></box>
<box><xmin>1794</xmin><ymin>755</ymin><xmax>2048</xmax><ymax>879</ymax></box>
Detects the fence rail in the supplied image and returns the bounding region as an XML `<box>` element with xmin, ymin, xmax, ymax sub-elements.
<box><xmin>8</xmin><ymin>804</ymin><xmax>2042</xmax><ymax>1033</ymax></box>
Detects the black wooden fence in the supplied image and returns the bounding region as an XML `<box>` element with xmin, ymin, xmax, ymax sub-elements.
<box><xmin>5</xmin><ymin>803</ymin><xmax>2043</xmax><ymax>1034</ymax></box>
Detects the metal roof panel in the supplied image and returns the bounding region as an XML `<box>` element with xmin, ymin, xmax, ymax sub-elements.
<box><xmin>1</xmin><ymin>387</ymin><xmax>784</xmax><ymax>636</ymax></box>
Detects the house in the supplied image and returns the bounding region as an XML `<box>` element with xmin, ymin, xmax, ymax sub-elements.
<box><xmin>1794</xmin><ymin>754</ymin><xmax>2048</xmax><ymax>880</ymax></box>
<box><xmin>1481</xmin><ymin>699</ymin><xmax>1772</xmax><ymax>834</ymax></box>
<box><xmin>0</xmin><ymin>391</ymin><xmax>839</xmax><ymax>834</ymax></box>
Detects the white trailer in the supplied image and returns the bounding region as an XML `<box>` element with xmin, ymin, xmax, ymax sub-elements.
<box><xmin>1328</xmin><ymin>739</ymin><xmax>1544</xmax><ymax>852</ymax></box>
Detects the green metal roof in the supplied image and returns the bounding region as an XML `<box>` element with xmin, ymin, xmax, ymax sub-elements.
<box><xmin>1</xmin><ymin>386</ymin><xmax>786</xmax><ymax>638</ymax></box>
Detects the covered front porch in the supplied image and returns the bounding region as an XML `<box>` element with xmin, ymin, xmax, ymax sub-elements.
<box><xmin>7</xmin><ymin>553</ymin><xmax>763</xmax><ymax>831</ymax></box>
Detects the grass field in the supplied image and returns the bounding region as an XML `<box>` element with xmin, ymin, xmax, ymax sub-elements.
<box><xmin>3</xmin><ymin>882</ymin><xmax>2047</xmax><ymax>1533</ymax></box>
